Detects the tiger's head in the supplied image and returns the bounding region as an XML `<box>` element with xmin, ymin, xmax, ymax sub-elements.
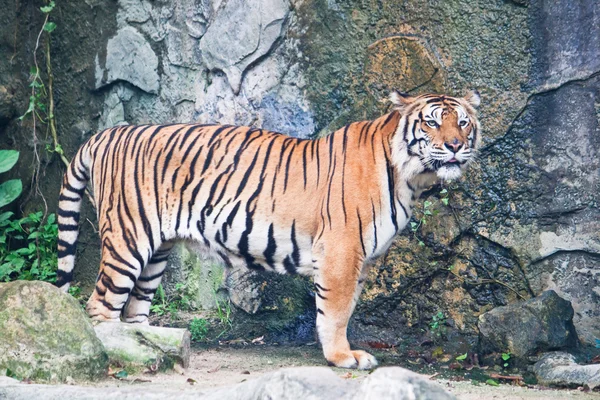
<box><xmin>390</xmin><ymin>90</ymin><xmax>481</xmax><ymax>181</ymax></box>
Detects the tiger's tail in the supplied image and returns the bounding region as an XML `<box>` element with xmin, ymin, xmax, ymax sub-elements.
<box><xmin>55</xmin><ymin>142</ymin><xmax>92</xmax><ymax>292</ymax></box>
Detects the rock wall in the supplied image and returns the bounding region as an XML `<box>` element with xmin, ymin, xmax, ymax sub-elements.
<box><xmin>0</xmin><ymin>0</ymin><xmax>598</xmax><ymax>349</ymax></box>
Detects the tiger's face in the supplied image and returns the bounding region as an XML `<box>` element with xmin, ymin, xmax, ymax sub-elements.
<box><xmin>391</xmin><ymin>90</ymin><xmax>481</xmax><ymax>181</ymax></box>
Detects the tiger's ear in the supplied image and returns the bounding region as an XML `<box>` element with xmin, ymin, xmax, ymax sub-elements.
<box><xmin>464</xmin><ymin>89</ymin><xmax>481</xmax><ymax>108</ymax></box>
<box><xmin>389</xmin><ymin>90</ymin><xmax>416</xmax><ymax>110</ymax></box>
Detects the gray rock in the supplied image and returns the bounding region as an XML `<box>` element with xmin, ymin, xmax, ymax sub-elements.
<box><xmin>0</xmin><ymin>367</ymin><xmax>455</xmax><ymax>399</ymax></box>
<box><xmin>96</xmin><ymin>26</ymin><xmax>160</xmax><ymax>94</ymax></box>
<box><xmin>94</xmin><ymin>322</ymin><xmax>191</xmax><ymax>371</ymax></box>
<box><xmin>0</xmin><ymin>281</ymin><xmax>108</xmax><ymax>382</ymax></box>
<box><xmin>206</xmin><ymin>367</ymin><xmax>351</xmax><ymax>400</ymax></box>
<box><xmin>529</xmin><ymin>0</ymin><xmax>600</xmax><ymax>89</ymax></box>
<box><xmin>478</xmin><ymin>290</ymin><xmax>578</xmax><ymax>358</ymax></box>
<box><xmin>533</xmin><ymin>352</ymin><xmax>600</xmax><ymax>389</ymax></box>
<box><xmin>352</xmin><ymin>367</ymin><xmax>456</xmax><ymax>400</ymax></box>
<box><xmin>199</xmin><ymin>0</ymin><xmax>289</xmax><ymax>94</ymax></box>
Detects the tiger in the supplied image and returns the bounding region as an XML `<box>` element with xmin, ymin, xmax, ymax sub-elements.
<box><xmin>55</xmin><ymin>90</ymin><xmax>481</xmax><ymax>369</ymax></box>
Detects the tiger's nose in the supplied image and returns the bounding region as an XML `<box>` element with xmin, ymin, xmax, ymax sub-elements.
<box><xmin>444</xmin><ymin>139</ymin><xmax>463</xmax><ymax>153</ymax></box>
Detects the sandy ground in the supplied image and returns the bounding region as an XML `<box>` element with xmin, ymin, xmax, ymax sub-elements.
<box><xmin>90</xmin><ymin>345</ymin><xmax>600</xmax><ymax>400</ymax></box>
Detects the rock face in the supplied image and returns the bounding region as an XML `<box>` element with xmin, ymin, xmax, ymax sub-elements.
<box><xmin>0</xmin><ymin>367</ymin><xmax>456</xmax><ymax>400</ymax></box>
<box><xmin>94</xmin><ymin>322</ymin><xmax>191</xmax><ymax>371</ymax></box>
<box><xmin>477</xmin><ymin>291</ymin><xmax>578</xmax><ymax>358</ymax></box>
<box><xmin>0</xmin><ymin>281</ymin><xmax>108</xmax><ymax>382</ymax></box>
<box><xmin>1</xmin><ymin>0</ymin><xmax>599</xmax><ymax>352</ymax></box>
<box><xmin>199</xmin><ymin>0</ymin><xmax>289</xmax><ymax>94</ymax></box>
<box><xmin>533</xmin><ymin>352</ymin><xmax>600</xmax><ymax>389</ymax></box>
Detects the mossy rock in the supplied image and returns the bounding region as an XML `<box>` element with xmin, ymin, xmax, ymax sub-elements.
<box><xmin>0</xmin><ymin>280</ymin><xmax>108</xmax><ymax>382</ymax></box>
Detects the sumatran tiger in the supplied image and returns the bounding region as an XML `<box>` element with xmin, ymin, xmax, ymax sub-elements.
<box><xmin>55</xmin><ymin>90</ymin><xmax>481</xmax><ymax>369</ymax></box>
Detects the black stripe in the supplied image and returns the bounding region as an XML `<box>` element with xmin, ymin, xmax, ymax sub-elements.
<box><xmin>101</xmin><ymin>275</ymin><xmax>131</xmax><ymax>295</ymax></box>
<box><xmin>58</xmin><ymin>223</ymin><xmax>78</xmax><ymax>231</ymax></box>
<box><xmin>99</xmin><ymin>299</ymin><xmax>121</xmax><ymax>311</ymax></box>
<box><xmin>104</xmin><ymin>262</ymin><xmax>138</xmax><ymax>284</ymax></box>
<box><xmin>315</xmin><ymin>283</ymin><xmax>330</xmax><ymax>291</ymax></box>
<box><xmin>138</xmin><ymin>271</ymin><xmax>165</xmax><ymax>282</ymax></box>
<box><xmin>59</xmin><ymin>194</ymin><xmax>80</xmax><ymax>202</ymax></box>
<box><xmin>356</xmin><ymin>208</ymin><xmax>366</xmax><ymax>257</ymax></box>
<box><xmin>290</xmin><ymin>220</ymin><xmax>300</xmax><ymax>268</ymax></box>
<box><xmin>57</xmin><ymin>239</ymin><xmax>76</xmax><ymax>257</ymax></box>
<box><xmin>371</xmin><ymin>199</ymin><xmax>378</xmax><ymax>253</ymax></box>
<box><xmin>64</xmin><ymin>181</ymin><xmax>85</xmax><ymax>197</ymax></box>
<box><xmin>55</xmin><ymin>269</ymin><xmax>73</xmax><ymax>287</ymax></box>
<box><xmin>263</xmin><ymin>223</ymin><xmax>277</xmax><ymax>268</ymax></box>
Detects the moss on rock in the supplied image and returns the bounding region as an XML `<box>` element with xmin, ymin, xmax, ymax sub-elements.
<box><xmin>0</xmin><ymin>281</ymin><xmax>108</xmax><ymax>382</ymax></box>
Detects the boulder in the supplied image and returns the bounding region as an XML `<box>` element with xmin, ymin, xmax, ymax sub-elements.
<box><xmin>533</xmin><ymin>352</ymin><xmax>600</xmax><ymax>389</ymax></box>
<box><xmin>478</xmin><ymin>290</ymin><xmax>578</xmax><ymax>358</ymax></box>
<box><xmin>0</xmin><ymin>281</ymin><xmax>108</xmax><ymax>382</ymax></box>
<box><xmin>94</xmin><ymin>322</ymin><xmax>190</xmax><ymax>371</ymax></box>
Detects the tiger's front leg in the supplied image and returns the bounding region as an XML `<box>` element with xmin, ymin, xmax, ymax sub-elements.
<box><xmin>314</xmin><ymin>247</ymin><xmax>377</xmax><ymax>369</ymax></box>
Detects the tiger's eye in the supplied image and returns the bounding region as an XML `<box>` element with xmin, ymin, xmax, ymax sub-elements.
<box><xmin>426</xmin><ymin>120</ymin><xmax>439</xmax><ymax>129</ymax></box>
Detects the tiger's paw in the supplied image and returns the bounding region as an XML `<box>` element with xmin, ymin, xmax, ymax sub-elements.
<box><xmin>327</xmin><ymin>350</ymin><xmax>378</xmax><ymax>370</ymax></box>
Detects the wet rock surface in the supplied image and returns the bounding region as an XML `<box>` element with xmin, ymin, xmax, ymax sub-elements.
<box><xmin>533</xmin><ymin>352</ymin><xmax>600</xmax><ymax>389</ymax></box>
<box><xmin>0</xmin><ymin>281</ymin><xmax>108</xmax><ymax>382</ymax></box>
<box><xmin>478</xmin><ymin>291</ymin><xmax>578</xmax><ymax>358</ymax></box>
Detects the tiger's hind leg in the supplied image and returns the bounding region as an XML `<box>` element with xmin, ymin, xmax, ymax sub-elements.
<box><xmin>122</xmin><ymin>241</ymin><xmax>175</xmax><ymax>324</ymax></box>
<box><xmin>314</xmin><ymin>246</ymin><xmax>377</xmax><ymax>370</ymax></box>
<box><xmin>86</xmin><ymin>237</ymin><xmax>153</xmax><ymax>322</ymax></box>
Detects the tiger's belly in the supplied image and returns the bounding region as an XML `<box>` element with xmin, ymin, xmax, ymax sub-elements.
<box><xmin>184</xmin><ymin>216</ymin><xmax>315</xmax><ymax>276</ymax></box>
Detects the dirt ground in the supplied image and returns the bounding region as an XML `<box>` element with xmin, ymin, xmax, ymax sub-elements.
<box><xmin>93</xmin><ymin>345</ymin><xmax>600</xmax><ymax>400</ymax></box>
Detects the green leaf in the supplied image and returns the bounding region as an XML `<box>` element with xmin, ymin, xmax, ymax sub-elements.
<box><xmin>43</xmin><ymin>21</ymin><xmax>57</xmax><ymax>32</ymax></box>
<box><xmin>40</xmin><ymin>1</ymin><xmax>55</xmax><ymax>13</ymax></box>
<box><xmin>0</xmin><ymin>179</ymin><xmax>22</xmax><ymax>208</ymax></box>
<box><xmin>424</xmin><ymin>201</ymin><xmax>432</xmax><ymax>208</ymax></box>
<box><xmin>442</xmin><ymin>198</ymin><xmax>449</xmax><ymax>206</ymax></box>
<box><xmin>440</xmin><ymin>189</ymin><xmax>448</xmax><ymax>194</ymax></box>
<box><xmin>456</xmin><ymin>353</ymin><xmax>468</xmax><ymax>361</ymax></box>
<box><xmin>485</xmin><ymin>379</ymin><xmax>499</xmax><ymax>387</ymax></box>
<box><xmin>0</xmin><ymin>211</ymin><xmax>14</xmax><ymax>222</ymax></box>
<box><xmin>0</xmin><ymin>150</ymin><xmax>19</xmax><ymax>173</ymax></box>
<box><xmin>501</xmin><ymin>352</ymin><xmax>511</xmax><ymax>361</ymax></box>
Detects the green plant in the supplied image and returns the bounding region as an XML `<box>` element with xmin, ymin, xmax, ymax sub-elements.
<box><xmin>149</xmin><ymin>283</ymin><xmax>195</xmax><ymax>320</ymax></box>
<box><xmin>456</xmin><ymin>353</ymin><xmax>468</xmax><ymax>361</ymax></box>
<box><xmin>150</xmin><ymin>284</ymin><xmax>168</xmax><ymax>316</ymax></box>
<box><xmin>0</xmin><ymin>211</ymin><xmax>58</xmax><ymax>282</ymax></box>
<box><xmin>0</xmin><ymin>150</ymin><xmax>22</xmax><ymax>208</ymax></box>
<box><xmin>501</xmin><ymin>352</ymin><xmax>511</xmax><ymax>368</ymax></box>
<box><xmin>214</xmin><ymin>289</ymin><xmax>232</xmax><ymax>326</ymax></box>
<box><xmin>429</xmin><ymin>311</ymin><xmax>447</xmax><ymax>340</ymax></box>
<box><xmin>410</xmin><ymin>187</ymin><xmax>452</xmax><ymax>247</ymax></box>
<box><xmin>189</xmin><ymin>317</ymin><xmax>209</xmax><ymax>341</ymax></box>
